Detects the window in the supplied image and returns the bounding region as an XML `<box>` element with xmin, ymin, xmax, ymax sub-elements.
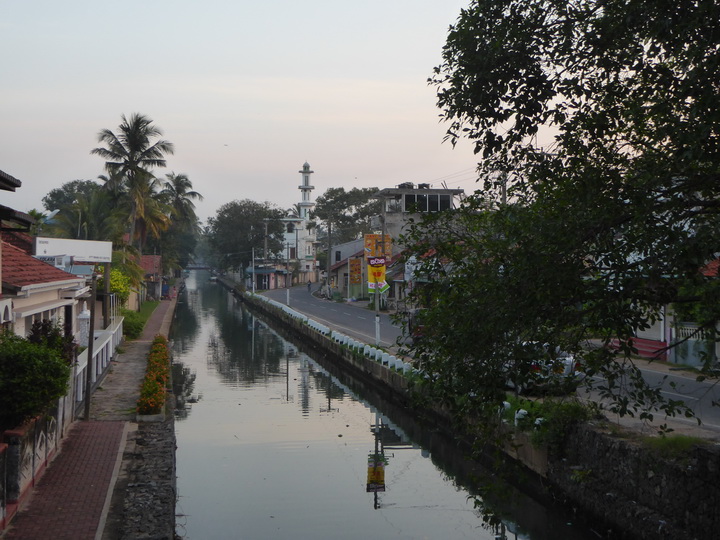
<box><xmin>404</xmin><ymin>194</ymin><xmax>416</xmax><ymax>212</ymax></box>
<box><xmin>428</xmin><ymin>195</ymin><xmax>439</xmax><ymax>212</ymax></box>
<box><xmin>416</xmin><ymin>194</ymin><xmax>428</xmax><ymax>212</ymax></box>
<box><xmin>439</xmin><ymin>195</ymin><xmax>451</xmax><ymax>211</ymax></box>
<box><xmin>335</xmin><ymin>250</ymin><xmax>341</xmax><ymax>262</ymax></box>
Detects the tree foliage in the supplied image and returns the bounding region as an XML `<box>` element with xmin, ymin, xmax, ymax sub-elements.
<box><xmin>146</xmin><ymin>172</ymin><xmax>204</xmax><ymax>270</ymax></box>
<box><xmin>311</xmin><ymin>187</ymin><xmax>380</xmax><ymax>245</ymax></box>
<box><xmin>42</xmin><ymin>180</ymin><xmax>99</xmax><ymax>213</ymax></box>
<box><xmin>0</xmin><ymin>332</ymin><xmax>72</xmax><ymax>431</ymax></box>
<box><xmin>91</xmin><ymin>113</ymin><xmax>174</xmax><ymax>252</ymax></box>
<box><xmin>401</xmin><ymin>0</ymin><xmax>720</xmax><ymax>426</ymax></box>
<box><xmin>207</xmin><ymin>199</ymin><xmax>285</xmax><ymax>271</ymax></box>
<box><xmin>45</xmin><ymin>184</ymin><xmax>125</xmax><ymax>242</ymax></box>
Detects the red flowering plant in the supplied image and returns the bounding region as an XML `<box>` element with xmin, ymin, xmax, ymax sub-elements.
<box><xmin>137</xmin><ymin>335</ymin><xmax>170</xmax><ymax>415</ymax></box>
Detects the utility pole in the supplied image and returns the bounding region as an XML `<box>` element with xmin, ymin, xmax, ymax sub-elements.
<box><xmin>326</xmin><ymin>220</ymin><xmax>332</xmax><ymax>298</ymax></box>
<box><xmin>374</xmin><ymin>204</ymin><xmax>387</xmax><ymax>346</ymax></box>
<box><xmin>83</xmin><ymin>274</ymin><xmax>97</xmax><ymax>421</ymax></box>
<box><xmin>102</xmin><ymin>262</ymin><xmax>111</xmax><ymax>328</ymax></box>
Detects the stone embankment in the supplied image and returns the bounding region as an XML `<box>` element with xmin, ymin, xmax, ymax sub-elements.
<box><xmin>231</xmin><ymin>284</ymin><xmax>720</xmax><ymax>540</ymax></box>
<box><xmin>116</xmin><ymin>419</ymin><xmax>177</xmax><ymax>540</ymax></box>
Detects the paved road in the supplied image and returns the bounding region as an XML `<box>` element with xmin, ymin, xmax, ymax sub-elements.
<box><xmin>261</xmin><ymin>285</ymin><xmax>720</xmax><ymax>436</ymax></box>
<box><xmin>610</xmin><ymin>366</ymin><xmax>720</xmax><ymax>430</ymax></box>
<box><xmin>262</xmin><ymin>285</ymin><xmax>405</xmax><ymax>350</ymax></box>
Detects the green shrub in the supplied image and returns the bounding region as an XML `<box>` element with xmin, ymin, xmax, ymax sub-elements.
<box><xmin>530</xmin><ymin>400</ymin><xmax>590</xmax><ymax>453</ymax></box>
<box><xmin>503</xmin><ymin>395</ymin><xmax>591</xmax><ymax>454</ymax></box>
<box><xmin>27</xmin><ymin>320</ymin><xmax>76</xmax><ymax>364</ymax></box>
<box><xmin>0</xmin><ymin>332</ymin><xmax>71</xmax><ymax>431</ymax></box>
<box><xmin>121</xmin><ymin>301</ymin><xmax>160</xmax><ymax>340</ymax></box>
<box><xmin>99</xmin><ymin>267</ymin><xmax>131</xmax><ymax>307</ymax></box>
<box><xmin>121</xmin><ymin>309</ymin><xmax>144</xmax><ymax>339</ymax></box>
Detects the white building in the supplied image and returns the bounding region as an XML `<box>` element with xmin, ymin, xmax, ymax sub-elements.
<box><xmin>279</xmin><ymin>163</ymin><xmax>320</xmax><ymax>284</ymax></box>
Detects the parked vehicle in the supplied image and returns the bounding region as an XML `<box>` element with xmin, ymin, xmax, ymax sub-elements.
<box><xmin>507</xmin><ymin>342</ymin><xmax>584</xmax><ymax>395</ymax></box>
<box><xmin>406</xmin><ymin>308</ymin><xmax>427</xmax><ymax>345</ymax></box>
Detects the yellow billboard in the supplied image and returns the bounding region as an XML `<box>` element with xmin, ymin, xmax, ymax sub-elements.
<box><xmin>364</xmin><ymin>234</ymin><xmax>392</xmax><ymax>259</ymax></box>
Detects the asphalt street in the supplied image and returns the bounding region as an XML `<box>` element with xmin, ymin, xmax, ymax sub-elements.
<box><xmin>262</xmin><ymin>284</ymin><xmax>404</xmax><ymax>350</ymax></box>
<box><xmin>261</xmin><ymin>285</ymin><xmax>720</xmax><ymax>435</ymax></box>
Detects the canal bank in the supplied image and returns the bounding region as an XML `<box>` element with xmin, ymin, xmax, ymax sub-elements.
<box><xmin>222</xmin><ymin>279</ymin><xmax>720</xmax><ymax>540</ymax></box>
<box><xmin>1</xmin><ymin>298</ymin><xmax>178</xmax><ymax>540</ymax></box>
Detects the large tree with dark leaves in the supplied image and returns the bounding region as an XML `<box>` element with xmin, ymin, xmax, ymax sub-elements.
<box><xmin>401</xmin><ymin>0</ymin><xmax>720</xmax><ymax>426</ymax></box>
<box><xmin>207</xmin><ymin>199</ymin><xmax>285</xmax><ymax>273</ymax></box>
<box><xmin>311</xmin><ymin>187</ymin><xmax>380</xmax><ymax>244</ymax></box>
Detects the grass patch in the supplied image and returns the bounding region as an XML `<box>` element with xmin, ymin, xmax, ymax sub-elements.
<box><xmin>121</xmin><ymin>300</ymin><xmax>160</xmax><ymax>340</ymax></box>
<box><xmin>138</xmin><ymin>300</ymin><xmax>160</xmax><ymax>319</ymax></box>
<box><xmin>642</xmin><ymin>434</ymin><xmax>706</xmax><ymax>458</ymax></box>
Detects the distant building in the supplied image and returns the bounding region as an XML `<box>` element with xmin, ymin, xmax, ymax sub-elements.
<box><xmin>248</xmin><ymin>163</ymin><xmax>320</xmax><ymax>290</ymax></box>
<box><xmin>371</xmin><ymin>183</ymin><xmax>465</xmax><ymax>241</ymax></box>
<box><xmin>326</xmin><ymin>183</ymin><xmax>465</xmax><ymax>302</ymax></box>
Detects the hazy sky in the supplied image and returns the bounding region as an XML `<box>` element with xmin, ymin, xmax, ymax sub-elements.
<box><xmin>1</xmin><ymin>0</ymin><xmax>480</xmax><ymax>223</ymax></box>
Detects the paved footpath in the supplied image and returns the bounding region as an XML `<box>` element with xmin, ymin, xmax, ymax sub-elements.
<box><xmin>1</xmin><ymin>297</ymin><xmax>176</xmax><ymax>540</ymax></box>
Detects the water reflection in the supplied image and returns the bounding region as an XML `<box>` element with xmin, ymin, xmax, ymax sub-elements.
<box><xmin>172</xmin><ymin>271</ymin><xmax>601</xmax><ymax>540</ymax></box>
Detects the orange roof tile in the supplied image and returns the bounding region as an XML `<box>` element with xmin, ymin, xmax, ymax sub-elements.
<box><xmin>2</xmin><ymin>241</ymin><xmax>82</xmax><ymax>291</ymax></box>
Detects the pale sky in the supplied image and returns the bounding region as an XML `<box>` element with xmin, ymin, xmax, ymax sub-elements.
<box><xmin>1</xmin><ymin>0</ymin><xmax>480</xmax><ymax>224</ymax></box>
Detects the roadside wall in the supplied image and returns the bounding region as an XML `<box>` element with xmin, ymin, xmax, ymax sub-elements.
<box><xmin>234</xmin><ymin>285</ymin><xmax>720</xmax><ymax>540</ymax></box>
<box><xmin>548</xmin><ymin>424</ymin><xmax>720</xmax><ymax>540</ymax></box>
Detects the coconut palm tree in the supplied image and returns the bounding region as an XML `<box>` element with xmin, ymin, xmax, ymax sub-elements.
<box><xmin>287</xmin><ymin>203</ymin><xmax>302</xmax><ymax>218</ymax></box>
<box><xmin>129</xmin><ymin>174</ymin><xmax>172</xmax><ymax>254</ymax></box>
<box><xmin>47</xmin><ymin>188</ymin><xmax>124</xmax><ymax>242</ymax></box>
<box><xmin>161</xmin><ymin>172</ymin><xmax>203</xmax><ymax>230</ymax></box>
<box><xmin>91</xmin><ymin>113</ymin><xmax>174</xmax><ymax>250</ymax></box>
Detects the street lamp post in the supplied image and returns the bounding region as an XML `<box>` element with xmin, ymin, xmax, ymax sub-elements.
<box><xmin>286</xmin><ymin>241</ymin><xmax>291</xmax><ymax>306</ymax></box>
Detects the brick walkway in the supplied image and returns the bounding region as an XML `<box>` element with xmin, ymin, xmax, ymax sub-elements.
<box><xmin>2</xmin><ymin>422</ymin><xmax>126</xmax><ymax>540</ymax></box>
<box><xmin>1</xmin><ymin>298</ymin><xmax>177</xmax><ymax>540</ymax></box>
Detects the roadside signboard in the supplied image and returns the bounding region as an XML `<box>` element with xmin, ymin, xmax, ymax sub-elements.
<box><xmin>34</xmin><ymin>236</ymin><xmax>112</xmax><ymax>263</ymax></box>
<box><xmin>363</xmin><ymin>234</ymin><xmax>392</xmax><ymax>259</ymax></box>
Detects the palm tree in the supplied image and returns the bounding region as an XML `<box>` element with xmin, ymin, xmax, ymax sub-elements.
<box><xmin>161</xmin><ymin>172</ymin><xmax>203</xmax><ymax>229</ymax></box>
<box><xmin>287</xmin><ymin>203</ymin><xmax>302</xmax><ymax>218</ymax></box>
<box><xmin>91</xmin><ymin>113</ymin><xmax>174</xmax><ymax>250</ymax></box>
<box><xmin>47</xmin><ymin>188</ymin><xmax>124</xmax><ymax>242</ymax></box>
<box><xmin>130</xmin><ymin>174</ymin><xmax>172</xmax><ymax>254</ymax></box>
<box><xmin>26</xmin><ymin>209</ymin><xmax>47</xmax><ymax>235</ymax></box>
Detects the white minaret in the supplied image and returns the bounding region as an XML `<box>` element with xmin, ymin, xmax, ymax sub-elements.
<box><xmin>298</xmin><ymin>162</ymin><xmax>315</xmax><ymax>220</ymax></box>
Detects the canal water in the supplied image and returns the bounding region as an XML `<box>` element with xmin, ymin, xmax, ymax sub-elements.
<box><xmin>173</xmin><ymin>271</ymin><xmax>601</xmax><ymax>540</ymax></box>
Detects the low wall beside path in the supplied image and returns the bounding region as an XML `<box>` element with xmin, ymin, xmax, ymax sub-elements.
<box><xmin>230</xmin><ymin>283</ymin><xmax>720</xmax><ymax>540</ymax></box>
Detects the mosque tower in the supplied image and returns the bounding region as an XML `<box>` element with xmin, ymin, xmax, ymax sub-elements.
<box><xmin>297</xmin><ymin>162</ymin><xmax>315</xmax><ymax>221</ymax></box>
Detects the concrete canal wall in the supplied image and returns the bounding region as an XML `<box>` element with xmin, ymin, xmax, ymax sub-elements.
<box><xmin>229</xmin><ymin>283</ymin><xmax>720</xmax><ymax>540</ymax></box>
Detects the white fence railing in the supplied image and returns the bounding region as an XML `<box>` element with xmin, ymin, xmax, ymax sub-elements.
<box><xmin>74</xmin><ymin>316</ymin><xmax>124</xmax><ymax>403</ymax></box>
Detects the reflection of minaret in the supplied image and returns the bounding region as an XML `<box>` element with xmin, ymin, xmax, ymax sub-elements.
<box><xmin>298</xmin><ymin>162</ymin><xmax>315</xmax><ymax>221</ymax></box>
<box><xmin>298</xmin><ymin>355</ymin><xmax>311</xmax><ymax>415</ymax></box>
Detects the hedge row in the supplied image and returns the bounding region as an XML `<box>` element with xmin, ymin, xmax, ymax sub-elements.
<box><xmin>137</xmin><ymin>335</ymin><xmax>170</xmax><ymax>415</ymax></box>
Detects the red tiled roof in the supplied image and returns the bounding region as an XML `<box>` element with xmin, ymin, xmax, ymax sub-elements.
<box><xmin>701</xmin><ymin>259</ymin><xmax>719</xmax><ymax>277</ymax></box>
<box><xmin>1</xmin><ymin>241</ymin><xmax>82</xmax><ymax>291</ymax></box>
<box><xmin>1</xmin><ymin>229</ymin><xmax>34</xmax><ymax>254</ymax></box>
<box><xmin>140</xmin><ymin>255</ymin><xmax>162</xmax><ymax>276</ymax></box>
